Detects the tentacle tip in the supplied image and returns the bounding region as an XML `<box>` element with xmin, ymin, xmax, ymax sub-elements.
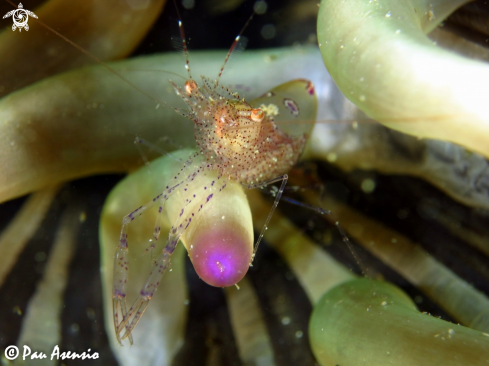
<box><xmin>189</xmin><ymin>227</ymin><xmax>252</xmax><ymax>288</ymax></box>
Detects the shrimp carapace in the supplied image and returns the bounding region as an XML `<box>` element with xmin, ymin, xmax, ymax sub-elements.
<box><xmin>170</xmin><ymin>78</ymin><xmax>316</xmax><ymax>186</ymax></box>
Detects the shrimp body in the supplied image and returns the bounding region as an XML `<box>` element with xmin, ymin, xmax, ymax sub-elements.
<box><xmin>171</xmin><ymin>76</ymin><xmax>308</xmax><ymax>185</ymax></box>
<box><xmin>112</xmin><ymin>75</ymin><xmax>316</xmax><ymax>344</ymax></box>
<box><xmin>112</xmin><ymin>7</ymin><xmax>316</xmax><ymax>343</ymax></box>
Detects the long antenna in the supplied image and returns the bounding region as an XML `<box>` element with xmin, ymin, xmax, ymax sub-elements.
<box><xmin>173</xmin><ymin>0</ymin><xmax>193</xmax><ymax>80</ymax></box>
<box><xmin>214</xmin><ymin>11</ymin><xmax>255</xmax><ymax>89</ymax></box>
<box><xmin>3</xmin><ymin>0</ymin><xmax>166</xmax><ymax>107</ymax></box>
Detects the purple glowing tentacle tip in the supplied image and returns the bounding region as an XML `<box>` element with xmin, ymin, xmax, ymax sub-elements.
<box><xmin>189</xmin><ymin>228</ymin><xmax>252</xmax><ymax>288</ymax></box>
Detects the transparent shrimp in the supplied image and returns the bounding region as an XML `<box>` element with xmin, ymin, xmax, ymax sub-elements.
<box><xmin>0</xmin><ymin>0</ymin><xmax>355</xmax><ymax>346</ymax></box>
<box><xmin>2</xmin><ymin>2</ymin><xmax>488</xmax><ymax>364</ymax></box>
<box><xmin>111</xmin><ymin>11</ymin><xmax>319</xmax><ymax>344</ymax></box>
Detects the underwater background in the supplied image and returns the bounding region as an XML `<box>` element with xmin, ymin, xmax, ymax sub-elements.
<box><xmin>1</xmin><ymin>0</ymin><xmax>489</xmax><ymax>365</ymax></box>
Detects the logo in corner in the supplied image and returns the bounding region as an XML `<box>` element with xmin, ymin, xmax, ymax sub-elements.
<box><xmin>3</xmin><ymin>3</ymin><xmax>38</xmax><ymax>32</ymax></box>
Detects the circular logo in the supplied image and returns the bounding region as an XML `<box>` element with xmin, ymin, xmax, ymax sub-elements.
<box><xmin>4</xmin><ymin>345</ymin><xmax>19</xmax><ymax>360</ymax></box>
<box><xmin>12</xmin><ymin>9</ymin><xmax>28</xmax><ymax>28</ymax></box>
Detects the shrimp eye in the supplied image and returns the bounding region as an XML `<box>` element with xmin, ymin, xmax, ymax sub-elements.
<box><xmin>250</xmin><ymin>108</ymin><xmax>264</xmax><ymax>122</ymax></box>
<box><xmin>185</xmin><ymin>79</ymin><xmax>198</xmax><ymax>95</ymax></box>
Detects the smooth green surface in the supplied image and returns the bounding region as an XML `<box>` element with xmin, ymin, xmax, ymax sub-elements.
<box><xmin>310</xmin><ymin>279</ymin><xmax>489</xmax><ymax>366</ymax></box>
<box><xmin>0</xmin><ymin>47</ymin><xmax>324</xmax><ymax>204</ymax></box>
<box><xmin>317</xmin><ymin>0</ymin><xmax>489</xmax><ymax>158</ymax></box>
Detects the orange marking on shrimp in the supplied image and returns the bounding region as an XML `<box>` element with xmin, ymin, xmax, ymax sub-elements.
<box><xmin>251</xmin><ymin>108</ymin><xmax>264</xmax><ymax>122</ymax></box>
<box><xmin>185</xmin><ymin>79</ymin><xmax>198</xmax><ymax>95</ymax></box>
<box><xmin>214</xmin><ymin>106</ymin><xmax>230</xmax><ymax>138</ymax></box>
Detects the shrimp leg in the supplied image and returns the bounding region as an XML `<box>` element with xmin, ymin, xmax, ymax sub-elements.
<box><xmin>114</xmin><ymin>153</ymin><xmax>239</xmax><ymax>342</ymax></box>
<box><xmin>115</xmin><ymin>166</ymin><xmax>227</xmax><ymax>341</ymax></box>
<box><xmin>112</xmin><ymin>187</ymin><xmax>181</xmax><ymax>345</ymax></box>
<box><xmin>113</xmin><ymin>153</ymin><xmax>202</xmax><ymax>344</ymax></box>
<box><xmin>246</xmin><ymin>174</ymin><xmax>288</xmax><ymax>262</ymax></box>
<box><xmin>115</xmin><ymin>236</ymin><xmax>176</xmax><ymax>342</ymax></box>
